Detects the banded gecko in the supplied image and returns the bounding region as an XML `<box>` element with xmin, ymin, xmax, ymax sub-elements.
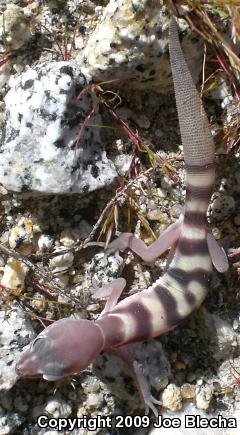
<box><xmin>16</xmin><ymin>18</ymin><xmax>229</xmax><ymax>415</ymax></box>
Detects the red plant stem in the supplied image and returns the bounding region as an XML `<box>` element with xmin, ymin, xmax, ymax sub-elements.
<box><xmin>107</xmin><ymin>107</ymin><xmax>143</xmax><ymax>151</ymax></box>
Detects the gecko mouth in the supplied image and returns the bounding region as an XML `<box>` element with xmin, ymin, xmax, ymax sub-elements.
<box><xmin>15</xmin><ymin>363</ymin><xmax>43</xmax><ymax>379</ymax></box>
<box><xmin>15</xmin><ymin>349</ymin><xmax>44</xmax><ymax>378</ymax></box>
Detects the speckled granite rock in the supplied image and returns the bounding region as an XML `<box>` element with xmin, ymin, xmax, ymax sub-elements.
<box><xmin>0</xmin><ymin>3</ymin><xmax>32</xmax><ymax>51</ymax></box>
<box><xmin>80</xmin><ymin>0</ymin><xmax>170</xmax><ymax>90</ymax></box>
<box><xmin>0</xmin><ymin>61</ymin><xmax>117</xmax><ymax>194</ymax></box>
<box><xmin>0</xmin><ymin>3</ymin><xmax>203</xmax><ymax>195</ymax></box>
<box><xmin>81</xmin><ymin>0</ymin><xmax>203</xmax><ymax>91</ymax></box>
<box><xmin>0</xmin><ymin>408</ymin><xmax>25</xmax><ymax>435</ymax></box>
<box><xmin>0</xmin><ymin>306</ymin><xmax>35</xmax><ymax>392</ymax></box>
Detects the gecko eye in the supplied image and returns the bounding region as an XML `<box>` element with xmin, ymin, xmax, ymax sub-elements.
<box><xmin>30</xmin><ymin>335</ymin><xmax>50</xmax><ymax>360</ymax></box>
<box><xmin>31</xmin><ymin>336</ymin><xmax>43</xmax><ymax>349</ymax></box>
<box><xmin>31</xmin><ymin>336</ymin><xmax>42</xmax><ymax>348</ymax></box>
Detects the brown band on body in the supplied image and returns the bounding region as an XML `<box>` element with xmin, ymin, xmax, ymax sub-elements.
<box><xmin>167</xmin><ymin>267</ymin><xmax>211</xmax><ymax>288</ymax></box>
<box><xmin>114</xmin><ymin>301</ymin><xmax>153</xmax><ymax>343</ymax></box>
<box><xmin>183</xmin><ymin>210</ymin><xmax>207</xmax><ymax>226</ymax></box>
<box><xmin>154</xmin><ymin>285</ymin><xmax>183</xmax><ymax>328</ymax></box>
<box><xmin>177</xmin><ymin>237</ymin><xmax>209</xmax><ymax>256</ymax></box>
<box><xmin>185</xmin><ymin>290</ymin><xmax>197</xmax><ymax>306</ymax></box>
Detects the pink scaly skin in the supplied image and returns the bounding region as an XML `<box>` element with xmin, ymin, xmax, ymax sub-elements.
<box><xmin>16</xmin><ymin>18</ymin><xmax>229</xmax><ymax>416</ymax></box>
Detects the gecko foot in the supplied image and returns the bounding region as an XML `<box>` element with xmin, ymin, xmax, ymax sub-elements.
<box><xmin>132</xmin><ymin>360</ymin><xmax>161</xmax><ymax>417</ymax></box>
<box><xmin>144</xmin><ymin>395</ymin><xmax>162</xmax><ymax>418</ymax></box>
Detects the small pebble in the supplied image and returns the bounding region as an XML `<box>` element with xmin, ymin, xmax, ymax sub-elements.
<box><xmin>114</xmin><ymin>154</ymin><xmax>133</xmax><ymax>176</ymax></box>
<box><xmin>147</xmin><ymin>210</ymin><xmax>169</xmax><ymax>223</ymax></box>
<box><xmin>211</xmin><ymin>227</ymin><xmax>222</xmax><ymax>240</ymax></box>
<box><xmin>0</xmin><ymin>393</ymin><xmax>12</xmax><ymax>412</ymax></box>
<box><xmin>1</xmin><ymin>259</ymin><xmax>28</xmax><ymax>290</ymax></box>
<box><xmin>161</xmin><ymin>176</ymin><xmax>174</xmax><ymax>191</ymax></box>
<box><xmin>233</xmin><ymin>319</ymin><xmax>239</xmax><ymax>331</ymax></box>
<box><xmin>170</xmin><ymin>204</ymin><xmax>182</xmax><ymax>218</ymax></box>
<box><xmin>8</xmin><ymin>217</ymin><xmax>33</xmax><ymax>255</ymax></box>
<box><xmin>161</xmin><ymin>383</ymin><xmax>182</xmax><ymax>411</ymax></box>
<box><xmin>211</xmin><ymin>194</ymin><xmax>235</xmax><ymax>220</ymax></box>
<box><xmin>44</xmin><ymin>398</ymin><xmax>72</xmax><ymax>418</ymax></box>
<box><xmin>13</xmin><ymin>396</ymin><xmax>29</xmax><ymax>413</ymax></box>
<box><xmin>0</xmin><ymin>186</ymin><xmax>8</xmax><ymax>195</ymax></box>
<box><xmin>132</xmin><ymin>113</ymin><xmax>150</xmax><ymax>129</ymax></box>
<box><xmin>38</xmin><ymin>234</ymin><xmax>54</xmax><ymax>252</ymax></box>
<box><xmin>0</xmin><ymin>4</ymin><xmax>32</xmax><ymax>51</ymax></box>
<box><xmin>180</xmin><ymin>383</ymin><xmax>196</xmax><ymax>400</ymax></box>
<box><xmin>49</xmin><ymin>251</ymin><xmax>74</xmax><ymax>273</ymax></box>
<box><xmin>60</xmin><ymin>228</ymin><xmax>76</xmax><ymax>247</ymax></box>
<box><xmin>174</xmin><ymin>361</ymin><xmax>187</xmax><ymax>370</ymax></box>
<box><xmin>195</xmin><ymin>384</ymin><xmax>213</xmax><ymax>410</ymax></box>
<box><xmin>156</xmin><ymin>188</ymin><xmax>167</xmax><ymax>198</ymax></box>
<box><xmin>234</xmin><ymin>215</ymin><xmax>240</xmax><ymax>226</ymax></box>
<box><xmin>85</xmin><ymin>392</ymin><xmax>103</xmax><ymax>409</ymax></box>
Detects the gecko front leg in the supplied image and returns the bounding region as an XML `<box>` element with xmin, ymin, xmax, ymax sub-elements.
<box><xmin>91</xmin><ymin>277</ymin><xmax>126</xmax><ymax>316</ymax></box>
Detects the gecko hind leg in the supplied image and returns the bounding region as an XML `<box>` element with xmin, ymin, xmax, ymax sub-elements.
<box><xmin>114</xmin><ymin>344</ymin><xmax>161</xmax><ymax>417</ymax></box>
<box><xmin>207</xmin><ymin>233</ymin><xmax>229</xmax><ymax>273</ymax></box>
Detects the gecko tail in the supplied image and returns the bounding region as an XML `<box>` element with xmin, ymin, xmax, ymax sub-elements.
<box><xmin>169</xmin><ymin>17</ymin><xmax>215</xmax><ymax>168</ymax></box>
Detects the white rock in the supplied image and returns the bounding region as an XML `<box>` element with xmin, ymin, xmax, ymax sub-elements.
<box><xmin>0</xmin><ymin>408</ymin><xmax>24</xmax><ymax>434</ymax></box>
<box><xmin>114</xmin><ymin>154</ymin><xmax>133</xmax><ymax>176</ymax></box>
<box><xmin>1</xmin><ymin>61</ymin><xmax>117</xmax><ymax>194</ymax></box>
<box><xmin>1</xmin><ymin>259</ymin><xmax>28</xmax><ymax>290</ymax></box>
<box><xmin>211</xmin><ymin>194</ymin><xmax>235</xmax><ymax>220</ymax></box>
<box><xmin>60</xmin><ymin>228</ymin><xmax>76</xmax><ymax>247</ymax></box>
<box><xmin>80</xmin><ymin>0</ymin><xmax>203</xmax><ymax>92</ymax></box>
<box><xmin>44</xmin><ymin>397</ymin><xmax>72</xmax><ymax>418</ymax></box>
<box><xmin>0</xmin><ymin>306</ymin><xmax>35</xmax><ymax>391</ymax></box>
<box><xmin>0</xmin><ymin>4</ymin><xmax>32</xmax><ymax>51</ymax></box>
<box><xmin>49</xmin><ymin>250</ymin><xmax>74</xmax><ymax>273</ymax></box>
<box><xmin>161</xmin><ymin>384</ymin><xmax>182</xmax><ymax>411</ymax></box>
<box><xmin>202</xmin><ymin>309</ymin><xmax>238</xmax><ymax>360</ymax></box>
<box><xmin>38</xmin><ymin>234</ymin><xmax>54</xmax><ymax>252</ymax></box>
<box><xmin>80</xmin><ymin>0</ymin><xmax>170</xmax><ymax>90</ymax></box>
<box><xmin>195</xmin><ymin>384</ymin><xmax>213</xmax><ymax>410</ymax></box>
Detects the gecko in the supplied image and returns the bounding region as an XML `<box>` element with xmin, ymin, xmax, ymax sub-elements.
<box><xmin>16</xmin><ymin>18</ymin><xmax>229</xmax><ymax>415</ymax></box>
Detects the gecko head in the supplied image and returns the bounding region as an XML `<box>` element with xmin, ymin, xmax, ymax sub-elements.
<box><xmin>16</xmin><ymin>318</ymin><xmax>104</xmax><ymax>380</ymax></box>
